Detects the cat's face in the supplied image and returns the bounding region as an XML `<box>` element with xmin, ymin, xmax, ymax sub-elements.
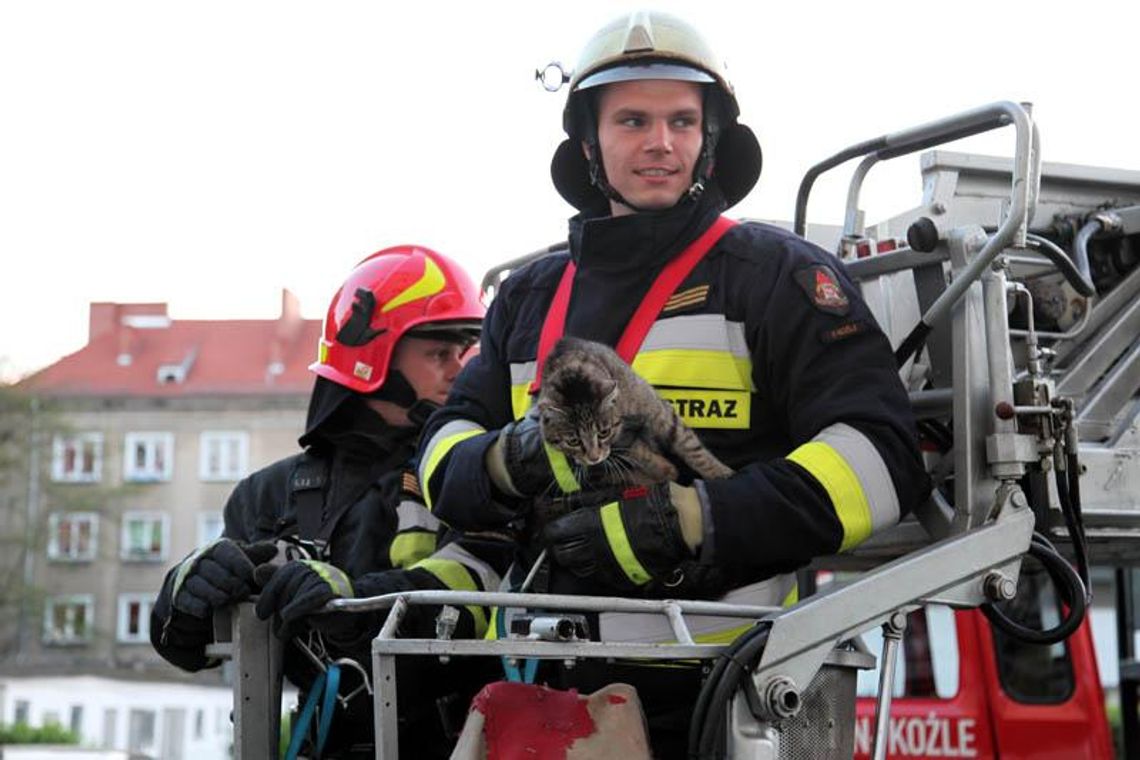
<box><xmin>538</xmin><ymin>361</ymin><xmax>622</xmax><ymax>467</ymax></box>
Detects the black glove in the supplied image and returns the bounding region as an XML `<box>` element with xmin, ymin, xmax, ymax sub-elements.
<box><xmin>491</xmin><ymin>413</ymin><xmax>578</xmax><ymax>497</ymax></box>
<box><xmin>254</xmin><ymin>560</ymin><xmax>357</xmax><ymax>639</ymax></box>
<box><xmin>170</xmin><ymin>539</ymin><xmax>278</xmax><ymax>619</ymax></box>
<box><xmin>543</xmin><ymin>483</ymin><xmax>691</xmax><ymax>592</ymax></box>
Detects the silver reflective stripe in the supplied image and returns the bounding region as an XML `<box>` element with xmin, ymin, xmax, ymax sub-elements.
<box><xmin>598</xmin><ymin>573</ymin><xmax>796</xmax><ymax>643</ymax></box>
<box><xmin>509</xmin><ymin>361</ymin><xmax>537</xmax><ymax>385</ymax></box>
<box><xmin>396</xmin><ymin>500</ymin><xmax>441</xmax><ymax>534</ymax></box>
<box><xmin>641</xmin><ymin>314</ymin><xmax>749</xmax><ymax>358</ymax></box>
<box><xmin>418</xmin><ymin>418</ymin><xmax>486</xmax><ymax>500</ymax></box>
<box><xmin>814</xmin><ymin>422</ymin><xmax>901</xmax><ymax>533</ymax></box>
<box><xmin>433</xmin><ymin>542</ymin><xmax>502</xmax><ymax>593</ymax></box>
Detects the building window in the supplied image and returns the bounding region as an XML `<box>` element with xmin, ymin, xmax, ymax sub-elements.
<box><xmin>43</xmin><ymin>595</ymin><xmax>93</xmax><ymax>645</ymax></box>
<box><xmin>117</xmin><ymin>594</ymin><xmax>153</xmax><ymax>643</ymax></box>
<box><xmin>70</xmin><ymin>705</ymin><xmax>83</xmax><ymax>738</ymax></box>
<box><xmin>123</xmin><ymin>433</ymin><xmax>174</xmax><ymax>482</ymax></box>
<box><xmin>102</xmin><ymin>708</ymin><xmax>117</xmax><ymax>749</ymax></box>
<box><xmin>120</xmin><ymin>512</ymin><xmax>169</xmax><ymax>562</ymax></box>
<box><xmin>51</xmin><ymin>433</ymin><xmax>103</xmax><ymax>483</ymax></box>
<box><xmin>197</xmin><ymin>512</ymin><xmax>224</xmax><ymax>546</ymax></box>
<box><xmin>198</xmin><ymin>431</ymin><xmax>249</xmax><ymax>482</ymax></box>
<box><xmin>14</xmin><ymin>700</ymin><xmax>29</xmax><ymax>725</ymax></box>
<box><xmin>47</xmin><ymin>513</ymin><xmax>99</xmax><ymax>562</ymax></box>
<box><xmin>127</xmin><ymin>709</ymin><xmax>156</xmax><ymax>754</ymax></box>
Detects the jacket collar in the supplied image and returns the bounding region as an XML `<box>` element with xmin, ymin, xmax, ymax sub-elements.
<box><xmin>567</xmin><ymin>185</ymin><xmax>727</xmax><ymax>274</ymax></box>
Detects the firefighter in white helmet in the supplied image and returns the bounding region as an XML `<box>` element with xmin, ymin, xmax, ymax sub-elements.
<box><xmin>419</xmin><ymin>11</ymin><xmax>929</xmax><ymax>756</ymax></box>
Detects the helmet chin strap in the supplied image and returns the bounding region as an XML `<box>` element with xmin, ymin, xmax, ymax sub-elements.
<box><xmin>367</xmin><ymin>370</ymin><xmax>441</xmax><ymax>429</ymax></box>
<box><xmin>404</xmin><ymin>399</ymin><xmax>440</xmax><ymax>428</ymax></box>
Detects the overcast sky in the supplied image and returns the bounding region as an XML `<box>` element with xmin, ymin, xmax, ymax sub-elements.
<box><xmin>3</xmin><ymin>0</ymin><xmax>1139</xmax><ymax>381</ymax></box>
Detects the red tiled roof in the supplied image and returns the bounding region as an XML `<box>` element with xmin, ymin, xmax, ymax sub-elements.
<box><xmin>24</xmin><ymin>297</ymin><xmax>322</xmax><ymax>397</ymax></box>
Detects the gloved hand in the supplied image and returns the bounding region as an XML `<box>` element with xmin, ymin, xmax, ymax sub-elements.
<box><xmin>543</xmin><ymin>482</ymin><xmax>702</xmax><ymax>591</ymax></box>
<box><xmin>486</xmin><ymin>412</ymin><xmax>577</xmax><ymax>498</ymax></box>
<box><xmin>171</xmin><ymin>538</ymin><xmax>278</xmax><ymax>619</ymax></box>
<box><xmin>254</xmin><ymin>560</ymin><xmax>356</xmax><ymax>639</ymax></box>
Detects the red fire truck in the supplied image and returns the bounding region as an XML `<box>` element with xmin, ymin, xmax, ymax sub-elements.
<box><xmin>851</xmin><ymin>595</ymin><xmax>1114</xmax><ymax>758</ymax></box>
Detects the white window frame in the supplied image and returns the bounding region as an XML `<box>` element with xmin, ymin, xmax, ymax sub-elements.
<box><xmin>196</xmin><ymin>511</ymin><xmax>224</xmax><ymax>547</ymax></box>
<box><xmin>51</xmin><ymin>433</ymin><xmax>103</xmax><ymax>483</ymax></box>
<box><xmin>120</xmin><ymin>512</ymin><xmax>170</xmax><ymax>562</ymax></box>
<box><xmin>116</xmin><ymin>593</ymin><xmax>153</xmax><ymax>643</ymax></box>
<box><xmin>43</xmin><ymin>594</ymin><xmax>94</xmax><ymax>646</ymax></box>
<box><xmin>47</xmin><ymin>512</ymin><xmax>99</xmax><ymax>562</ymax></box>
<box><xmin>198</xmin><ymin>431</ymin><xmax>249</xmax><ymax>482</ymax></box>
<box><xmin>122</xmin><ymin>433</ymin><xmax>174</xmax><ymax>482</ymax></box>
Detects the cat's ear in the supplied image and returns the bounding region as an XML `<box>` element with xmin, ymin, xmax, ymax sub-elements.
<box><xmin>538</xmin><ymin>400</ymin><xmax>565</xmax><ymax>417</ymax></box>
<box><xmin>601</xmin><ymin>383</ymin><xmax>619</xmax><ymax>407</ymax></box>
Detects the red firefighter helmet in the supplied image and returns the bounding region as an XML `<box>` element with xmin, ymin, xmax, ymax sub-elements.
<box><xmin>311</xmin><ymin>245</ymin><xmax>484</xmax><ymax>394</ymax></box>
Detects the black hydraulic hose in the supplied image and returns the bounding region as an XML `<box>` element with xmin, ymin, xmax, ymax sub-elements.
<box><xmin>1024</xmin><ymin>233</ymin><xmax>1097</xmax><ymax>297</ymax></box>
<box><xmin>894</xmin><ymin>322</ymin><xmax>932</xmax><ymax>369</ymax></box>
<box><xmin>1073</xmin><ymin>219</ymin><xmax>1104</xmax><ymax>293</ymax></box>
<box><xmin>688</xmin><ymin>623</ymin><xmax>771</xmax><ymax>759</ymax></box>
<box><xmin>1060</xmin><ymin>453</ymin><xmax>1091</xmax><ymax>604</ymax></box>
<box><xmin>981</xmin><ymin>533</ymin><xmax>1087</xmax><ymax>645</ymax></box>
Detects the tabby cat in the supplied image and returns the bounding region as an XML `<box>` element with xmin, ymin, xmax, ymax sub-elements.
<box><xmin>536</xmin><ymin>336</ymin><xmax>733</xmax><ymax>485</ymax></box>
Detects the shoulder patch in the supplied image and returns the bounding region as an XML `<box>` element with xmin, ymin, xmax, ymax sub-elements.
<box><xmin>401</xmin><ymin>470</ymin><xmax>422</xmax><ymax>498</ymax></box>
<box><xmin>662</xmin><ymin>284</ymin><xmax>710</xmax><ymax>314</ymax></box>
<box><xmin>794</xmin><ymin>265</ymin><xmax>850</xmax><ymax>316</ymax></box>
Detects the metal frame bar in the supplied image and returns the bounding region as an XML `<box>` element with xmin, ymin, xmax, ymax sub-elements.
<box><xmin>206</xmin><ymin>603</ymin><xmax>283</xmax><ymax>759</ymax></box>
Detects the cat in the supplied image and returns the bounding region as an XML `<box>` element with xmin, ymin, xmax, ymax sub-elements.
<box><xmin>535</xmin><ymin>336</ymin><xmax>734</xmax><ymax>486</ymax></box>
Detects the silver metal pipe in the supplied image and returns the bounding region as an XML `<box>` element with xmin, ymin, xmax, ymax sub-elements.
<box><xmin>918</xmin><ymin>104</ymin><xmax>1037</xmax><ymax>328</ymax></box>
<box><xmin>376</xmin><ymin>595</ymin><xmax>407</xmax><ymax>640</ymax></box>
<box><xmin>664</xmin><ymin>602</ymin><xmax>695</xmax><ymax>645</ymax></box>
<box><xmin>330</xmin><ymin>590</ymin><xmax>781</xmax><ymax>620</ymax></box>
<box><xmin>843</xmin><ymin>155</ymin><xmax>879</xmax><ymax>237</ymax></box>
<box><xmin>983</xmin><ymin>268</ymin><xmax>1018</xmax><ymax>436</ymax></box>
<box><xmin>871</xmin><ymin>613</ymin><xmax>908</xmax><ymax>760</ymax></box>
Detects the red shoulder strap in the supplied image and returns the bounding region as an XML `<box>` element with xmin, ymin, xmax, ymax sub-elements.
<box><xmin>529</xmin><ymin>215</ymin><xmax>737</xmax><ymax>393</ymax></box>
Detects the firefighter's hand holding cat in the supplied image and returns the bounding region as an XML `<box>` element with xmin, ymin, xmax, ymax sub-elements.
<box><xmin>485</xmin><ymin>412</ymin><xmax>563</xmax><ymax>499</ymax></box>
<box><xmin>542</xmin><ymin>482</ymin><xmax>704</xmax><ymax>591</ymax></box>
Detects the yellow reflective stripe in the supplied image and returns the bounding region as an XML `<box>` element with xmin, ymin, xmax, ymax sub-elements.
<box><xmin>484</xmin><ymin>606</ymin><xmax>501</xmax><ymax>640</ymax></box>
<box><xmin>411</xmin><ymin>557</ymin><xmax>488</xmax><ymax>638</ymax></box>
<box><xmin>511</xmin><ymin>383</ymin><xmax>532</xmax><ymax>419</ymax></box>
<box><xmin>814</xmin><ymin>423</ymin><xmax>901</xmax><ymax>532</ymax></box>
<box><xmin>782</xmin><ymin>583</ymin><xmax>799</xmax><ymax>607</ymax></box>
<box><xmin>301</xmin><ymin>560</ymin><xmax>353</xmax><ymax>597</ymax></box>
<box><xmin>389</xmin><ymin>531</ymin><xmax>437</xmax><ymax>570</ymax></box>
<box><xmin>599</xmin><ymin>502</ymin><xmax>650</xmax><ymax>586</ymax></box>
<box><xmin>632</xmin><ymin>350</ymin><xmax>752</xmax><ymax>391</ymax></box>
<box><xmin>380</xmin><ymin>255</ymin><xmax>446</xmax><ymax>313</ymax></box>
<box><xmin>420</xmin><ymin>423</ymin><xmax>485</xmax><ymax>509</ymax></box>
<box><xmin>656</xmin><ymin>389</ymin><xmax>750</xmax><ymax>430</ymax></box>
<box><xmin>543</xmin><ymin>442</ymin><xmax>581</xmax><ymax>493</ymax></box>
<box><xmin>693</xmin><ymin>623</ymin><xmax>754</xmax><ymax>645</ymax></box>
<box><xmin>787</xmin><ymin>441</ymin><xmax>872</xmax><ymax>551</ymax></box>
<box><xmin>173</xmin><ymin>538</ymin><xmax>222</xmax><ymax>598</ymax></box>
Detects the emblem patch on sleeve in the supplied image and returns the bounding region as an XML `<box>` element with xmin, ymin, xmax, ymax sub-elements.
<box><xmin>794</xmin><ymin>265</ymin><xmax>850</xmax><ymax>316</ymax></box>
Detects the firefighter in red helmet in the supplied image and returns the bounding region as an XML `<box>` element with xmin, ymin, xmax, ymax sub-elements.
<box><xmin>151</xmin><ymin>245</ymin><xmax>503</xmax><ymax>758</ymax></box>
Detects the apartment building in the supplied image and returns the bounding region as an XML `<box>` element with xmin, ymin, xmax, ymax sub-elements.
<box><xmin>2</xmin><ymin>292</ymin><xmax>320</xmax><ymax>756</ymax></box>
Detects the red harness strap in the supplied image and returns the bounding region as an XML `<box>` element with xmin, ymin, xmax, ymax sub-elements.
<box><xmin>529</xmin><ymin>215</ymin><xmax>738</xmax><ymax>393</ymax></box>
